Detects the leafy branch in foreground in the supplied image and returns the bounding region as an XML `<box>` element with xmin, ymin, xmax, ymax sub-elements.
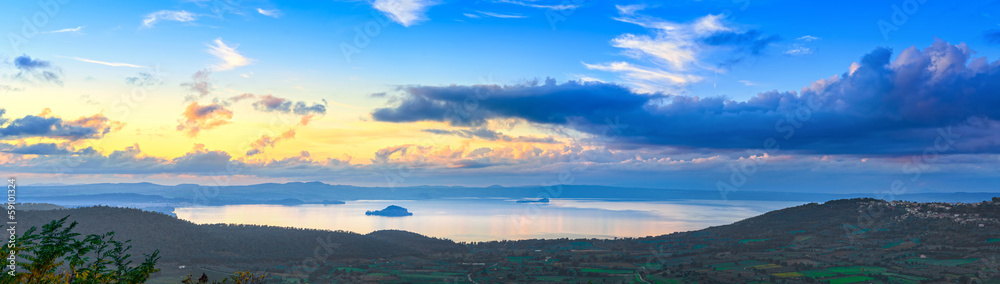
<box><xmin>182</xmin><ymin>271</ymin><xmax>269</xmax><ymax>284</ymax></box>
<box><xmin>0</xmin><ymin>216</ymin><xmax>160</xmax><ymax>284</ymax></box>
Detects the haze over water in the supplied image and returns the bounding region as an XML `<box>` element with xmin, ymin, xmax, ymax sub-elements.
<box><xmin>175</xmin><ymin>199</ymin><xmax>805</xmax><ymax>242</ymax></box>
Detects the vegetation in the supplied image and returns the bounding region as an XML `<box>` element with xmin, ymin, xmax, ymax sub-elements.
<box><xmin>0</xmin><ymin>216</ymin><xmax>160</xmax><ymax>284</ymax></box>
<box><xmin>181</xmin><ymin>271</ymin><xmax>268</xmax><ymax>284</ymax></box>
<box><xmin>12</xmin><ymin>197</ymin><xmax>1000</xmax><ymax>282</ymax></box>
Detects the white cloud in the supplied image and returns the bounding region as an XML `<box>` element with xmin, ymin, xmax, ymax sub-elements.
<box><xmin>583</xmin><ymin>61</ymin><xmax>702</xmax><ymax>93</ymax></box>
<box><xmin>371</xmin><ymin>0</ymin><xmax>439</xmax><ymax>27</ymax></box>
<box><xmin>257</xmin><ymin>8</ymin><xmax>282</xmax><ymax>18</ymax></box>
<box><xmin>493</xmin><ymin>0</ymin><xmax>580</xmax><ymax>10</ymax></box>
<box><xmin>142</xmin><ymin>10</ymin><xmax>197</xmax><ymax>28</ymax></box>
<box><xmin>60</xmin><ymin>56</ymin><xmax>146</xmax><ymax>68</ymax></box>
<box><xmin>797</xmin><ymin>35</ymin><xmax>820</xmax><ymax>42</ymax></box>
<box><xmin>737</xmin><ymin>80</ymin><xmax>756</xmax><ymax>86</ymax></box>
<box><xmin>610</xmin><ymin>14</ymin><xmax>732</xmax><ymax>71</ymax></box>
<box><xmin>615</xmin><ymin>4</ymin><xmax>646</xmax><ymax>15</ymax></box>
<box><xmin>207</xmin><ymin>38</ymin><xmax>252</xmax><ymax>71</ymax></box>
<box><xmin>43</xmin><ymin>26</ymin><xmax>84</xmax><ymax>34</ymax></box>
<box><xmin>784</xmin><ymin>46</ymin><xmax>813</xmax><ymax>56</ymax></box>
<box><xmin>475</xmin><ymin>11</ymin><xmax>527</xmax><ymax>18</ymax></box>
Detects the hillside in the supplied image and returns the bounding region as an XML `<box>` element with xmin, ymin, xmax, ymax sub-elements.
<box><xmin>13</xmin><ymin>198</ymin><xmax>1000</xmax><ymax>283</ymax></box>
<box><xmin>15</xmin><ymin>206</ymin><xmax>465</xmax><ymax>265</ymax></box>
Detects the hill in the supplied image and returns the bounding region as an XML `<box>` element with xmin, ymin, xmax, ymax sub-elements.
<box><xmin>12</xmin><ymin>198</ymin><xmax>999</xmax><ymax>283</ymax></box>
<box><xmin>14</xmin><ymin>206</ymin><xmax>464</xmax><ymax>265</ymax></box>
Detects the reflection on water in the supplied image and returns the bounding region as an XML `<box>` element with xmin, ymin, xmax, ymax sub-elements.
<box><xmin>174</xmin><ymin>199</ymin><xmax>803</xmax><ymax>242</ymax></box>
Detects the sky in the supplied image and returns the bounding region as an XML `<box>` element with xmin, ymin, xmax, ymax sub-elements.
<box><xmin>1</xmin><ymin>0</ymin><xmax>999</xmax><ymax>194</ymax></box>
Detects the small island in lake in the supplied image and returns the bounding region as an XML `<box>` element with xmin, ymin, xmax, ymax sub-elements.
<box><xmin>365</xmin><ymin>205</ymin><xmax>413</xmax><ymax>217</ymax></box>
<box><xmin>515</xmin><ymin>198</ymin><xmax>550</xmax><ymax>203</ymax></box>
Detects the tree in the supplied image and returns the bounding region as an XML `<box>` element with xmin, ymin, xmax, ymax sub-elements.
<box><xmin>182</xmin><ymin>271</ymin><xmax>269</xmax><ymax>284</ymax></box>
<box><xmin>0</xmin><ymin>216</ymin><xmax>160</xmax><ymax>284</ymax></box>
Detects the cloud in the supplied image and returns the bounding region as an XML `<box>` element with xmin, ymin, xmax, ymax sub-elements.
<box><xmin>62</xmin><ymin>56</ymin><xmax>146</xmax><ymax>68</ymax></box>
<box><xmin>0</xmin><ymin>109</ymin><xmax>123</xmax><ymax>140</ymax></box>
<box><xmin>493</xmin><ymin>0</ymin><xmax>580</xmax><ymax>10</ymax></box>
<box><xmin>583</xmin><ymin>61</ymin><xmax>701</xmax><ymax>92</ymax></box>
<box><xmin>797</xmin><ymin>35</ymin><xmax>820</xmax><ymax>42</ymax></box>
<box><xmin>181</xmin><ymin>69</ymin><xmax>213</xmax><ymax>100</ymax></box>
<box><xmin>176</xmin><ymin>102</ymin><xmax>233</xmax><ymax>137</ymax></box>
<box><xmin>256</xmin><ymin>8</ymin><xmax>282</xmax><ymax>18</ymax></box>
<box><xmin>0</xmin><ymin>85</ymin><xmax>22</xmax><ymax>93</ymax></box>
<box><xmin>372</xmin><ymin>40</ymin><xmax>1000</xmax><ymax>155</ymax></box>
<box><xmin>371</xmin><ymin>0</ymin><xmax>439</xmax><ymax>27</ymax></box>
<box><xmin>42</xmin><ymin>26</ymin><xmax>84</xmax><ymax>34</ymax></box>
<box><xmin>125</xmin><ymin>72</ymin><xmax>163</xmax><ymax>87</ymax></box>
<box><xmin>142</xmin><ymin>10</ymin><xmax>197</xmax><ymax>28</ymax></box>
<box><xmin>0</xmin><ymin>143</ymin><xmax>96</xmax><ymax>155</ymax></box>
<box><xmin>372</xmin><ymin>78</ymin><xmax>653</xmax><ymax>126</ymax></box>
<box><xmin>421</xmin><ymin>127</ymin><xmax>559</xmax><ymax>143</ymax></box>
<box><xmin>784</xmin><ymin>46</ymin><xmax>813</xmax><ymax>56</ymax></box>
<box><xmin>474</xmin><ymin>11</ymin><xmax>527</xmax><ymax>19</ymax></box>
<box><xmin>12</xmin><ymin>55</ymin><xmax>62</xmax><ymax>85</ymax></box>
<box><xmin>588</xmin><ymin>13</ymin><xmax>777</xmax><ymax>92</ymax></box>
<box><xmin>785</xmin><ymin>35</ymin><xmax>820</xmax><ymax>56</ymax></box>
<box><xmin>246</xmin><ymin>130</ymin><xmax>296</xmax><ymax>156</ymax></box>
<box><xmin>207</xmin><ymin>38</ymin><xmax>252</xmax><ymax>71</ymax></box>
<box><xmin>615</xmin><ymin>4</ymin><xmax>645</xmax><ymax>15</ymax></box>
<box><xmin>236</xmin><ymin>94</ymin><xmax>327</xmax><ymax>115</ymax></box>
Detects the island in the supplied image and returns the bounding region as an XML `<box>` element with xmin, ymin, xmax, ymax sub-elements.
<box><xmin>515</xmin><ymin>198</ymin><xmax>550</xmax><ymax>203</ymax></box>
<box><xmin>365</xmin><ymin>205</ymin><xmax>413</xmax><ymax>217</ymax></box>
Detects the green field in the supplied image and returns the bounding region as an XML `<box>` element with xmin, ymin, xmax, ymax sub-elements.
<box><xmin>506</xmin><ymin>256</ymin><xmax>532</xmax><ymax>263</ymax></box>
<box><xmin>773</xmin><ymin>272</ymin><xmax>805</xmax><ymax>278</ymax></box>
<box><xmin>797</xmin><ymin>269</ymin><xmax>838</xmax><ymax>278</ymax></box>
<box><xmin>988</xmin><ymin>238</ymin><xmax>1000</xmax><ymax>243</ymax></box>
<box><xmin>739</xmin><ymin>239</ymin><xmax>768</xmax><ymax>244</ymax></box>
<box><xmin>906</xmin><ymin>258</ymin><xmax>978</xmax><ymax>266</ymax></box>
<box><xmin>828</xmin><ymin>276</ymin><xmax>874</xmax><ymax>284</ymax></box>
<box><xmin>827</xmin><ymin>266</ymin><xmax>886</xmax><ymax>274</ymax></box>
<box><xmin>639</xmin><ymin>263</ymin><xmax>664</xmax><ymax>270</ymax></box>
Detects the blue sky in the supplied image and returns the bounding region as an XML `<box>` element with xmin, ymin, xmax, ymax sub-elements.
<box><xmin>1</xmin><ymin>0</ymin><xmax>999</xmax><ymax>194</ymax></box>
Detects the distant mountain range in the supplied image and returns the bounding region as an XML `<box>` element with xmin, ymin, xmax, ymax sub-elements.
<box><xmin>20</xmin><ymin>182</ymin><xmax>998</xmax><ymax>205</ymax></box>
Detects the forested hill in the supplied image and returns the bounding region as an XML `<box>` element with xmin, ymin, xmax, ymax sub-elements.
<box><xmin>16</xmin><ymin>206</ymin><xmax>466</xmax><ymax>264</ymax></box>
<box><xmin>644</xmin><ymin>198</ymin><xmax>1000</xmax><ymax>254</ymax></box>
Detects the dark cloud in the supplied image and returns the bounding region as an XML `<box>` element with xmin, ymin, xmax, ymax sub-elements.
<box><xmin>293</xmin><ymin>101</ymin><xmax>326</xmax><ymax>115</ymax></box>
<box><xmin>422</xmin><ymin>127</ymin><xmax>559</xmax><ymax>143</ymax></box>
<box><xmin>1</xmin><ymin>143</ymin><xmax>97</xmax><ymax>155</ymax></box>
<box><xmin>171</xmin><ymin>149</ymin><xmax>235</xmax><ymax>173</ymax></box>
<box><xmin>0</xmin><ymin>109</ymin><xmax>122</xmax><ymax>140</ymax></box>
<box><xmin>13</xmin><ymin>55</ymin><xmax>51</xmax><ymax>70</ymax></box>
<box><xmin>12</xmin><ymin>55</ymin><xmax>62</xmax><ymax>85</ymax></box>
<box><xmin>181</xmin><ymin>69</ymin><xmax>213</xmax><ymax>100</ymax></box>
<box><xmin>373</xmin><ymin>40</ymin><xmax>1000</xmax><ymax>155</ymax></box>
<box><xmin>373</xmin><ymin>79</ymin><xmax>652</xmax><ymax>126</ymax></box>
<box><xmin>245</xmin><ymin>94</ymin><xmax>327</xmax><ymax>115</ymax></box>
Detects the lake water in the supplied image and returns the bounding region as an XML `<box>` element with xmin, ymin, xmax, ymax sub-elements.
<box><xmin>174</xmin><ymin>199</ymin><xmax>805</xmax><ymax>242</ymax></box>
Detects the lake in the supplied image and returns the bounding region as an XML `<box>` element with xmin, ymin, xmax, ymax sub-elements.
<box><xmin>174</xmin><ymin>198</ymin><xmax>806</xmax><ymax>242</ymax></box>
